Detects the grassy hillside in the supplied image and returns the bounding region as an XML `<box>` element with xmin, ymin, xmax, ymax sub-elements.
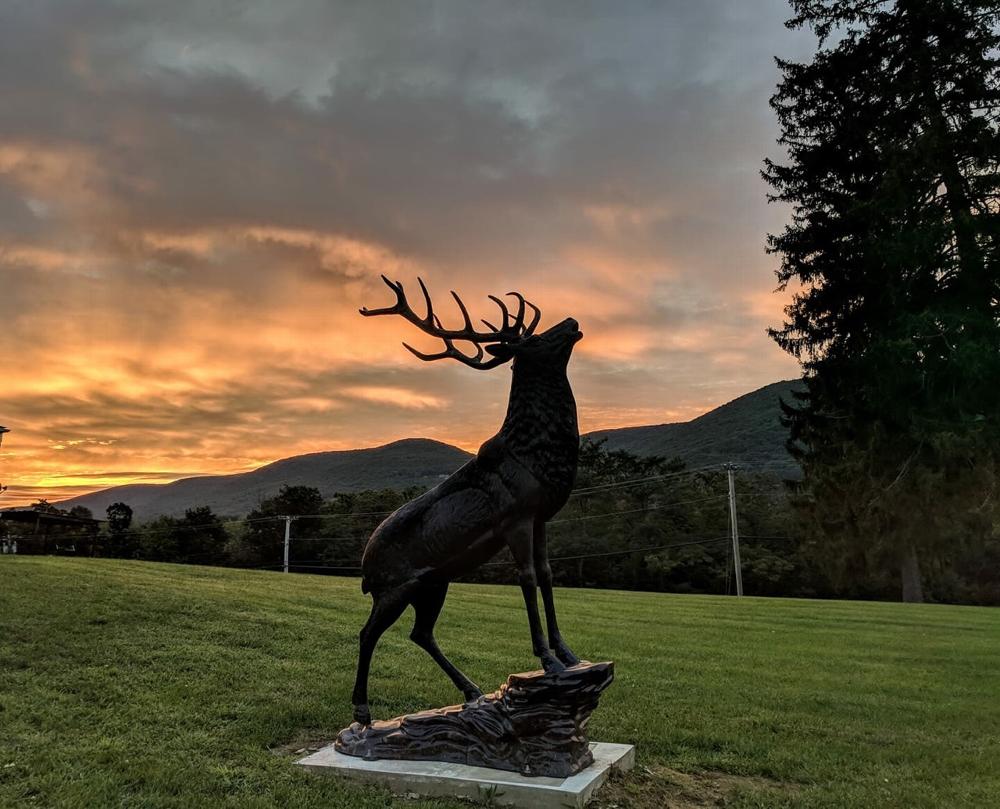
<box><xmin>588</xmin><ymin>380</ymin><xmax>804</xmax><ymax>477</ymax></box>
<box><xmin>2</xmin><ymin>559</ymin><xmax>997</xmax><ymax>808</ymax></box>
<box><xmin>58</xmin><ymin>439</ymin><xmax>473</xmax><ymax>520</ymax></box>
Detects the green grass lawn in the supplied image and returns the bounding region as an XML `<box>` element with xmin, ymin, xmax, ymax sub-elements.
<box><xmin>1</xmin><ymin>558</ymin><xmax>998</xmax><ymax>808</ymax></box>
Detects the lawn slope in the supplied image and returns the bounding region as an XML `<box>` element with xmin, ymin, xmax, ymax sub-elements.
<box><xmin>1</xmin><ymin>558</ymin><xmax>998</xmax><ymax>808</ymax></box>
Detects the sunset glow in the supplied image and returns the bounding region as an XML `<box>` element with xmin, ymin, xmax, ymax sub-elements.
<box><xmin>0</xmin><ymin>1</ymin><xmax>808</xmax><ymax>506</ymax></box>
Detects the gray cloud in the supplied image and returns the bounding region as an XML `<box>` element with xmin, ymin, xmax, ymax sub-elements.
<box><xmin>0</xmin><ymin>0</ymin><xmax>810</xmax><ymax>500</ymax></box>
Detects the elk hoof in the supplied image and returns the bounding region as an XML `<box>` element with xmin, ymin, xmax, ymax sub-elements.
<box><xmin>540</xmin><ymin>653</ymin><xmax>566</xmax><ymax>674</ymax></box>
<box><xmin>353</xmin><ymin>704</ymin><xmax>372</xmax><ymax>726</ymax></box>
<box><xmin>554</xmin><ymin>642</ymin><xmax>580</xmax><ymax>667</ymax></box>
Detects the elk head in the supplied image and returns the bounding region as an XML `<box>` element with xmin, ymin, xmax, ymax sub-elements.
<box><xmin>359</xmin><ymin>275</ymin><xmax>582</xmax><ymax>371</ymax></box>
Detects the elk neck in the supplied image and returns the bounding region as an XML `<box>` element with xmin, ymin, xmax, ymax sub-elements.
<box><xmin>497</xmin><ymin>359</ymin><xmax>579</xmax><ymax>495</ymax></box>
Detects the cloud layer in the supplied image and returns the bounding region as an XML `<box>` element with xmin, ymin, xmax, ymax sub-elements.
<box><xmin>0</xmin><ymin>0</ymin><xmax>808</xmax><ymax>504</ymax></box>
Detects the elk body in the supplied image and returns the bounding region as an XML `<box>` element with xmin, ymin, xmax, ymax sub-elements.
<box><xmin>350</xmin><ymin>276</ymin><xmax>583</xmax><ymax>725</ymax></box>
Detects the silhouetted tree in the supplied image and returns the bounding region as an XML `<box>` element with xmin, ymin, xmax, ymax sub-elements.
<box><xmin>228</xmin><ymin>485</ymin><xmax>324</xmax><ymax>568</ymax></box>
<box><xmin>764</xmin><ymin>0</ymin><xmax>1000</xmax><ymax>601</ymax></box>
<box><xmin>106</xmin><ymin>502</ymin><xmax>136</xmax><ymax>558</ymax></box>
<box><xmin>318</xmin><ymin>488</ymin><xmax>421</xmax><ymax>574</ymax></box>
<box><xmin>175</xmin><ymin>506</ymin><xmax>229</xmax><ymax>564</ymax></box>
<box><xmin>137</xmin><ymin>515</ymin><xmax>181</xmax><ymax>562</ymax></box>
<box><xmin>30</xmin><ymin>499</ymin><xmax>61</xmax><ymax>514</ymax></box>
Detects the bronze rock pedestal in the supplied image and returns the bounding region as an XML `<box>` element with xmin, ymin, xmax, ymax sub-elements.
<box><xmin>336</xmin><ymin>661</ymin><xmax>614</xmax><ymax>778</ymax></box>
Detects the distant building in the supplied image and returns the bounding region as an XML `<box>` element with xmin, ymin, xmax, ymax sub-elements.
<box><xmin>0</xmin><ymin>508</ymin><xmax>104</xmax><ymax>556</ymax></box>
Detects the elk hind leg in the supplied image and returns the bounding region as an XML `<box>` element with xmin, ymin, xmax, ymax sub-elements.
<box><xmin>351</xmin><ymin>588</ymin><xmax>408</xmax><ymax>725</ymax></box>
<box><xmin>507</xmin><ymin>524</ymin><xmax>565</xmax><ymax>674</ymax></box>
<box><xmin>534</xmin><ymin>522</ymin><xmax>579</xmax><ymax>666</ymax></box>
<box><xmin>410</xmin><ymin>582</ymin><xmax>483</xmax><ymax>702</ymax></box>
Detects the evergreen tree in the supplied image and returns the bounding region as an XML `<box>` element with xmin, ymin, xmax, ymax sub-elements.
<box><xmin>764</xmin><ymin>0</ymin><xmax>1000</xmax><ymax>601</ymax></box>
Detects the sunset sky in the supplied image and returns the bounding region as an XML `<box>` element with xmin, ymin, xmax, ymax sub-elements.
<box><xmin>1</xmin><ymin>1</ymin><xmax>811</xmax><ymax>505</ymax></box>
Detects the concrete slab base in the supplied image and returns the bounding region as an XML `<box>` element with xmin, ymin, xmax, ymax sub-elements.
<box><xmin>297</xmin><ymin>741</ymin><xmax>635</xmax><ymax>808</ymax></box>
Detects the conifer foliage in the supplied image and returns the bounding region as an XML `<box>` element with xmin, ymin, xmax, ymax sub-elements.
<box><xmin>764</xmin><ymin>0</ymin><xmax>1000</xmax><ymax>601</ymax></box>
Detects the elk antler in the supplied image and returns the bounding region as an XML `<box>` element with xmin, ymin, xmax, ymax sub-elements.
<box><xmin>359</xmin><ymin>275</ymin><xmax>541</xmax><ymax>368</ymax></box>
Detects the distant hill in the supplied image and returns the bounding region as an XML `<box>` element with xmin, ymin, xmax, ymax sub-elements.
<box><xmin>58</xmin><ymin>380</ymin><xmax>803</xmax><ymax>520</ymax></box>
<box><xmin>586</xmin><ymin>379</ymin><xmax>804</xmax><ymax>477</ymax></box>
<box><xmin>58</xmin><ymin>439</ymin><xmax>473</xmax><ymax>521</ymax></box>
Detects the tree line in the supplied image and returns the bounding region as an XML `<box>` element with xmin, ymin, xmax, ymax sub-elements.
<box><xmin>7</xmin><ymin>438</ymin><xmax>997</xmax><ymax>604</ymax></box>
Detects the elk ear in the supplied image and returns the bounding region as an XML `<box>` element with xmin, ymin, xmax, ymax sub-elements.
<box><xmin>485</xmin><ymin>343</ymin><xmax>517</xmax><ymax>361</ymax></box>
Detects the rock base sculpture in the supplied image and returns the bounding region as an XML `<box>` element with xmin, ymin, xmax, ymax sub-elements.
<box><xmin>336</xmin><ymin>661</ymin><xmax>614</xmax><ymax>778</ymax></box>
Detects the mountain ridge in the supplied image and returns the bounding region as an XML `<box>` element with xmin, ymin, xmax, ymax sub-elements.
<box><xmin>57</xmin><ymin>438</ymin><xmax>473</xmax><ymax>520</ymax></box>
<box><xmin>587</xmin><ymin>379</ymin><xmax>803</xmax><ymax>476</ymax></box>
<box><xmin>57</xmin><ymin>379</ymin><xmax>803</xmax><ymax>519</ymax></box>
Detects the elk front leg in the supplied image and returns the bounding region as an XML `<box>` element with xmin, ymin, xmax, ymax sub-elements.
<box><xmin>534</xmin><ymin>521</ymin><xmax>580</xmax><ymax>666</ymax></box>
<box><xmin>507</xmin><ymin>523</ymin><xmax>564</xmax><ymax>674</ymax></box>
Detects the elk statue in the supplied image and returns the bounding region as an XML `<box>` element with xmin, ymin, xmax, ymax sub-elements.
<box><xmin>350</xmin><ymin>275</ymin><xmax>584</xmax><ymax>726</ymax></box>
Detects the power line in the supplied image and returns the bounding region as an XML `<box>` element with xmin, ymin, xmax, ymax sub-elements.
<box><xmin>482</xmin><ymin>535</ymin><xmax>730</xmax><ymax>567</ymax></box>
<box><xmin>648</xmin><ymin>423</ymin><xmax>784</xmax><ymax>457</ymax></box>
<box><xmin>251</xmin><ymin>535</ymin><xmax>734</xmax><ymax>575</ymax></box>
<box><xmin>4</xmin><ymin>464</ymin><xmax>760</xmax><ymax>538</ymax></box>
<box><xmin>549</xmin><ymin>494</ymin><xmax>725</xmax><ymax>524</ymax></box>
<box><xmin>5</xmin><ymin>493</ymin><xmax>741</xmax><ymax>544</ymax></box>
<box><xmin>11</xmin><ymin>479</ymin><xmax>724</xmax><ymax>543</ymax></box>
<box><xmin>87</xmin><ymin>514</ymin><xmax>286</xmax><ymax>539</ymax></box>
<box><xmin>284</xmin><ymin>536</ymin><xmax>366</xmax><ymax>543</ymax></box>
<box><xmin>569</xmin><ymin>465</ymin><xmax>722</xmax><ymax>496</ymax></box>
<box><xmin>7</xmin><ymin>461</ymin><xmax>787</xmax><ymax>595</ymax></box>
<box><xmin>741</xmin><ymin>535</ymin><xmax>797</xmax><ymax>542</ymax></box>
<box><xmin>276</xmin><ymin>510</ymin><xmax>396</xmax><ymax>520</ymax></box>
<box><xmin>546</xmin><ymin>536</ymin><xmax>729</xmax><ymax>562</ymax></box>
<box><xmin>284</xmin><ymin>471</ymin><xmax>726</xmax><ymax>521</ymax></box>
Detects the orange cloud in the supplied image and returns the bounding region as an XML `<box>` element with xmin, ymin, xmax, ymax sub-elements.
<box><xmin>342</xmin><ymin>386</ymin><xmax>449</xmax><ymax>410</ymax></box>
<box><xmin>0</xmin><ymin>1</ymin><xmax>810</xmax><ymax>507</ymax></box>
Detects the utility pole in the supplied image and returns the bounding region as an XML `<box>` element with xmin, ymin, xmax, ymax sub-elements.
<box><xmin>283</xmin><ymin>516</ymin><xmax>292</xmax><ymax>573</ymax></box>
<box><xmin>724</xmin><ymin>463</ymin><xmax>744</xmax><ymax>597</ymax></box>
<box><xmin>0</xmin><ymin>426</ymin><xmax>10</xmax><ymax>497</ymax></box>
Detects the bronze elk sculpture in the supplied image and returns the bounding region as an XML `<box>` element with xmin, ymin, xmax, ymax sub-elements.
<box><xmin>350</xmin><ymin>275</ymin><xmax>584</xmax><ymax>726</ymax></box>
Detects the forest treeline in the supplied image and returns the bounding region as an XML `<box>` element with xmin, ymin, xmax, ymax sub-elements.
<box><xmin>8</xmin><ymin>439</ymin><xmax>997</xmax><ymax>605</ymax></box>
